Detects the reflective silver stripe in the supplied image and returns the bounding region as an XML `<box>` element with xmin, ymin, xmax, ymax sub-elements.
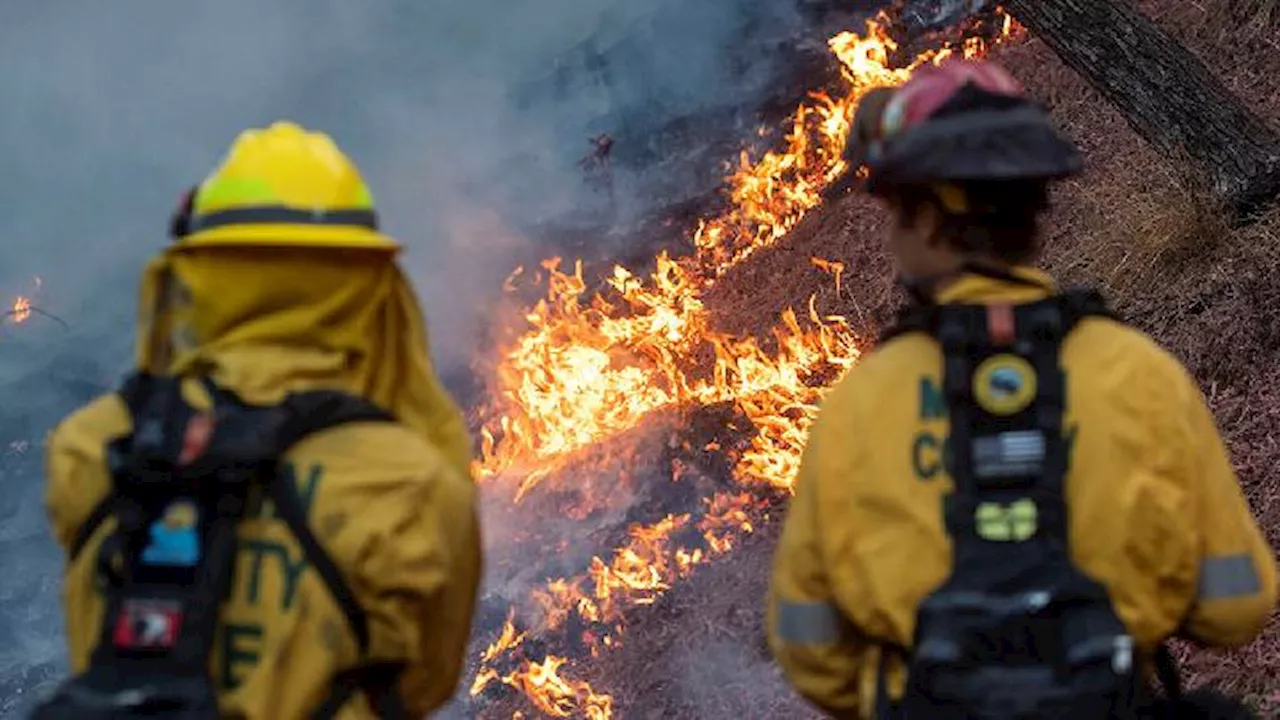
<box><xmin>776</xmin><ymin>600</ymin><xmax>842</xmax><ymax>644</ymax></box>
<box><xmin>1198</xmin><ymin>554</ymin><xmax>1262</xmax><ymax>600</ymax></box>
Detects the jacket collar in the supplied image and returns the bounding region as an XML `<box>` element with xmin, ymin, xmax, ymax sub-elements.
<box><xmin>934</xmin><ymin>265</ymin><xmax>1055</xmax><ymax>305</ymax></box>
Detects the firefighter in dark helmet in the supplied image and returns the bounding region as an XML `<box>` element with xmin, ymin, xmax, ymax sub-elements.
<box><xmin>767</xmin><ymin>60</ymin><xmax>1277</xmax><ymax>719</ymax></box>
<box><xmin>40</xmin><ymin>121</ymin><xmax>481</xmax><ymax>719</ymax></box>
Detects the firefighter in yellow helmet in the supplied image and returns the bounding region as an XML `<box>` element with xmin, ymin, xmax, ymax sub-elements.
<box><xmin>39</xmin><ymin>121</ymin><xmax>481</xmax><ymax>719</ymax></box>
<box><xmin>767</xmin><ymin>60</ymin><xmax>1277</xmax><ymax>719</ymax></box>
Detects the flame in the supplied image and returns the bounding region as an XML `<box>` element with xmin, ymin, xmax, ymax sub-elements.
<box><xmin>810</xmin><ymin>257</ymin><xmax>846</xmax><ymax>296</ymax></box>
<box><xmin>9</xmin><ymin>296</ymin><xmax>31</xmax><ymax>324</ymax></box>
<box><xmin>482</xmin><ymin>610</ymin><xmax>528</xmax><ymax>664</ymax></box>
<box><xmin>504</xmin><ymin>656</ymin><xmax>615</xmax><ymax>720</ymax></box>
<box><xmin>7</xmin><ymin>276</ymin><xmax>45</xmax><ymax>326</ymax></box>
<box><xmin>477</xmin><ymin>254</ymin><xmax>710</xmax><ymax>498</ymax></box>
<box><xmin>470</xmin><ymin>10</ymin><xmax>1018</xmax><ymax>717</ymax></box>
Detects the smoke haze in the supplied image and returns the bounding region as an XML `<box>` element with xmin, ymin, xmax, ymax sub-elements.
<box><xmin>0</xmin><ymin>0</ymin><xmax>814</xmax><ymax>715</ymax></box>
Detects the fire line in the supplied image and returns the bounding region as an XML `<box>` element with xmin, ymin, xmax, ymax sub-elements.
<box><xmin>480</xmin><ymin>9</ymin><xmax>1020</xmax><ymax>718</ymax></box>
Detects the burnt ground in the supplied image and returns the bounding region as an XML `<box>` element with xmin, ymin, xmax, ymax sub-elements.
<box><xmin>567</xmin><ymin>1</ymin><xmax>1280</xmax><ymax>716</ymax></box>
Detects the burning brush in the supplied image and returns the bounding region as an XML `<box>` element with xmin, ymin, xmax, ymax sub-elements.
<box><xmin>4</xmin><ymin>277</ymin><xmax>68</xmax><ymax>332</ymax></box>
<box><xmin>894</xmin><ymin>1</ymin><xmax>1015</xmax><ymax>68</ymax></box>
<box><xmin>465</xmin><ymin>7</ymin><xmax>1021</xmax><ymax>718</ymax></box>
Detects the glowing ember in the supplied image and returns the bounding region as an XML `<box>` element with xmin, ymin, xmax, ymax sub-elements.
<box><xmin>7</xmin><ymin>277</ymin><xmax>45</xmax><ymax>326</ymax></box>
<box><xmin>470</xmin><ymin>9</ymin><xmax>1019</xmax><ymax>717</ymax></box>
<box><xmin>9</xmin><ymin>296</ymin><xmax>31</xmax><ymax>324</ymax></box>
<box><xmin>811</xmin><ymin>257</ymin><xmax>846</xmax><ymax>297</ymax></box>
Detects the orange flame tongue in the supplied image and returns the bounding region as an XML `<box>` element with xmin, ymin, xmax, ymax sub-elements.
<box><xmin>507</xmin><ymin>655</ymin><xmax>615</xmax><ymax>719</ymax></box>
<box><xmin>9</xmin><ymin>297</ymin><xmax>31</xmax><ymax>324</ymax></box>
<box><xmin>8</xmin><ymin>276</ymin><xmax>45</xmax><ymax>326</ymax></box>
<box><xmin>471</xmin><ymin>10</ymin><xmax>1018</xmax><ymax>718</ymax></box>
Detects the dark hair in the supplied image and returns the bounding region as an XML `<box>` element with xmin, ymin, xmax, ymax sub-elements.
<box><xmin>890</xmin><ymin>180</ymin><xmax>1050</xmax><ymax>265</ymax></box>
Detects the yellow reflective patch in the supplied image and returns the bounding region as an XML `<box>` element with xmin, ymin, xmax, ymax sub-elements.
<box><xmin>975</xmin><ymin>498</ymin><xmax>1037</xmax><ymax>542</ymax></box>
<box><xmin>972</xmin><ymin>354</ymin><xmax>1037</xmax><ymax>416</ymax></box>
<box><xmin>194</xmin><ymin>176</ymin><xmax>282</xmax><ymax>214</ymax></box>
<box><xmin>355</xmin><ymin>183</ymin><xmax>375</xmax><ymax>208</ymax></box>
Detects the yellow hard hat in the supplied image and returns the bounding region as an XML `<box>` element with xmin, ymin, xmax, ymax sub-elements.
<box><xmin>172</xmin><ymin>121</ymin><xmax>399</xmax><ymax>251</ymax></box>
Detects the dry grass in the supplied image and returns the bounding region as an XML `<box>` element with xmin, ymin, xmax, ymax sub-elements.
<box><xmin>1044</xmin><ymin>179</ymin><xmax>1231</xmax><ymax>302</ymax></box>
<box><xmin>1228</xmin><ymin>0</ymin><xmax>1280</xmax><ymax>33</ymax></box>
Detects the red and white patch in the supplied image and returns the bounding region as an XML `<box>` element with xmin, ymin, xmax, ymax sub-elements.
<box><xmin>177</xmin><ymin>413</ymin><xmax>214</xmax><ymax>467</ymax></box>
<box><xmin>889</xmin><ymin>58</ymin><xmax>1028</xmax><ymax>136</ymax></box>
<box><xmin>113</xmin><ymin>599</ymin><xmax>183</xmax><ymax>649</ymax></box>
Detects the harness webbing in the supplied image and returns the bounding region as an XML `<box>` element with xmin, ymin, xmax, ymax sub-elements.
<box><xmin>880</xmin><ymin>286</ymin><xmax>1117</xmax><ymax>345</ymax></box>
<box><xmin>872</xmin><ymin>289</ymin><xmax>1181</xmax><ymax>719</ymax></box>
<box><xmin>63</xmin><ymin>373</ymin><xmax>407</xmax><ymax>719</ymax></box>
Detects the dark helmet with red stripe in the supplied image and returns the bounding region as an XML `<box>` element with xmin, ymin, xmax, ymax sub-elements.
<box><xmin>830</xmin><ymin>59</ymin><xmax>1082</xmax><ymax>197</ymax></box>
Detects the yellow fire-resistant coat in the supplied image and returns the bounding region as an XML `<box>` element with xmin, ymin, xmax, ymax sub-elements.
<box><xmin>767</xmin><ymin>268</ymin><xmax>1278</xmax><ymax>719</ymax></box>
<box><xmin>45</xmin><ymin>244</ymin><xmax>481</xmax><ymax>719</ymax></box>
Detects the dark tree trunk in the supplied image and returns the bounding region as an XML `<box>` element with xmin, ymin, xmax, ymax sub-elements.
<box><xmin>1004</xmin><ymin>0</ymin><xmax>1280</xmax><ymax>219</ymax></box>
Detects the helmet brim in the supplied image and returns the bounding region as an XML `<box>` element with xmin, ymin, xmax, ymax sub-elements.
<box><xmin>177</xmin><ymin>223</ymin><xmax>401</xmax><ymax>252</ymax></box>
<box><xmin>866</xmin><ymin>111</ymin><xmax>1083</xmax><ymax>194</ymax></box>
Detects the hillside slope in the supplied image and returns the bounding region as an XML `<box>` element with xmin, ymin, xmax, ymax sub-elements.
<box><xmin>575</xmin><ymin>1</ymin><xmax>1280</xmax><ymax>715</ymax></box>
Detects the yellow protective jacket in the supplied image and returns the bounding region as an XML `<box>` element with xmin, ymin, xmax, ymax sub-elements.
<box><xmin>45</xmin><ymin>245</ymin><xmax>482</xmax><ymax>719</ymax></box>
<box><xmin>767</xmin><ymin>268</ymin><xmax>1278</xmax><ymax>719</ymax></box>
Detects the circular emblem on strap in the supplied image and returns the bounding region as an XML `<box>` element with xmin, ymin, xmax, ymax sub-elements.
<box><xmin>972</xmin><ymin>354</ymin><xmax>1037</xmax><ymax>416</ymax></box>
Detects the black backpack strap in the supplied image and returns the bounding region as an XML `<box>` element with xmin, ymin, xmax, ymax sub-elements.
<box><xmin>192</xmin><ymin>384</ymin><xmax>394</xmax><ymax>657</ymax></box>
<box><xmin>258</xmin><ymin>392</ymin><xmax>388</xmax><ymax>656</ymax></box>
<box><xmin>873</xmin><ymin>647</ymin><xmax>902</xmax><ymax>720</ymax></box>
<box><xmin>67</xmin><ymin>372</ymin><xmax>176</xmax><ymax>564</ymax></box>
<box><xmin>266</xmin><ymin>456</ymin><xmax>371</xmax><ymax>648</ymax></box>
<box><xmin>268</xmin><ymin>463</ymin><xmax>407</xmax><ymax>720</ymax></box>
<box><xmin>879</xmin><ymin>285</ymin><xmax>1117</xmax><ymax>344</ymax></box>
<box><xmin>68</xmin><ymin>496</ymin><xmax>117</xmax><ymax>562</ymax></box>
<box><xmin>66</xmin><ymin>382</ymin><xmax>397</xmax><ymax>563</ymax></box>
<box><xmin>1058</xmin><ymin>287</ymin><xmax>1120</xmax><ymax>326</ymax></box>
<box><xmin>87</xmin><ymin>371</ymin><xmax>236</xmax><ymax>672</ymax></box>
<box><xmin>897</xmin><ymin>290</ymin><xmax>1147</xmax><ymax>718</ymax></box>
<box><xmin>937</xmin><ymin>292</ymin><xmax>1102</xmax><ymax>567</ymax></box>
<box><xmin>70</xmin><ymin>375</ymin><xmax>407</xmax><ymax>718</ymax></box>
<box><xmin>310</xmin><ymin>663</ymin><xmax>408</xmax><ymax>720</ymax></box>
<box><xmin>208</xmin><ymin>385</ymin><xmax>409</xmax><ymax>719</ymax></box>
